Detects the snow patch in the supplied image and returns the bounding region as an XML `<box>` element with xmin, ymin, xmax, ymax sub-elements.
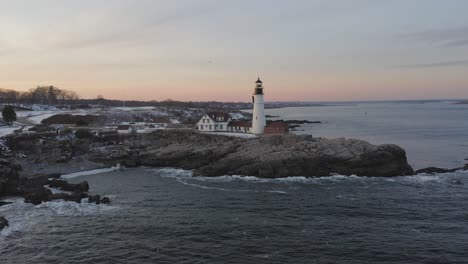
<box><xmin>61</xmin><ymin>166</ymin><xmax>121</xmax><ymax>179</ymax></box>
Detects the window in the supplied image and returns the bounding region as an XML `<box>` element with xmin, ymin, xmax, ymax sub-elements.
<box><xmin>209</xmin><ymin>125</ymin><xmax>212</xmax><ymax>130</ymax></box>
<box><xmin>220</xmin><ymin>125</ymin><xmax>223</xmax><ymax>129</ymax></box>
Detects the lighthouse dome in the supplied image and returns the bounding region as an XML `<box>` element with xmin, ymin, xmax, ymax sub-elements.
<box><xmin>255</xmin><ymin>78</ymin><xmax>263</xmax><ymax>84</ymax></box>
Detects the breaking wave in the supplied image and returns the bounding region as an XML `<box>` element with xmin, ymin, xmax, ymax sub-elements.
<box><xmin>152</xmin><ymin>167</ymin><xmax>468</xmax><ymax>186</ymax></box>
<box><xmin>0</xmin><ymin>199</ymin><xmax>118</xmax><ymax>240</ymax></box>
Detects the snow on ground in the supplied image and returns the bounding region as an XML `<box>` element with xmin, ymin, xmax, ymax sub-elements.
<box><xmin>18</xmin><ymin>109</ymin><xmax>93</xmax><ymax>125</ymax></box>
<box><xmin>0</xmin><ymin>126</ymin><xmax>18</xmax><ymax>137</ymax></box>
<box><xmin>112</xmin><ymin>106</ymin><xmax>155</xmax><ymax>111</ymax></box>
<box><xmin>203</xmin><ymin>132</ymin><xmax>257</xmax><ymax>138</ymax></box>
<box><xmin>230</xmin><ymin>112</ymin><xmax>247</xmax><ymax>120</ymax></box>
<box><xmin>27</xmin><ymin>112</ymin><xmax>60</xmax><ymax>124</ymax></box>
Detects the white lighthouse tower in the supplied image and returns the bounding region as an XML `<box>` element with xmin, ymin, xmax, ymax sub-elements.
<box><xmin>251</xmin><ymin>77</ymin><xmax>266</xmax><ymax>135</ymax></box>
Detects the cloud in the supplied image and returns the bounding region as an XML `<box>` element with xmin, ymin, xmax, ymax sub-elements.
<box><xmin>394</xmin><ymin>59</ymin><xmax>468</xmax><ymax>69</ymax></box>
<box><xmin>404</xmin><ymin>26</ymin><xmax>468</xmax><ymax>47</ymax></box>
<box><xmin>53</xmin><ymin>2</ymin><xmax>212</xmax><ymax>50</ymax></box>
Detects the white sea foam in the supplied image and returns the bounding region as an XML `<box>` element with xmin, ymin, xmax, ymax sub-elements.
<box><xmin>61</xmin><ymin>166</ymin><xmax>121</xmax><ymax>179</ymax></box>
<box><xmin>0</xmin><ymin>199</ymin><xmax>118</xmax><ymax>240</ymax></box>
<box><xmin>152</xmin><ymin>167</ymin><xmax>468</xmax><ymax>186</ymax></box>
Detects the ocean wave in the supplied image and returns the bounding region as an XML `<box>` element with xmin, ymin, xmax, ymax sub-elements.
<box><xmin>0</xmin><ymin>199</ymin><xmax>118</xmax><ymax>240</ymax></box>
<box><xmin>151</xmin><ymin>167</ymin><xmax>468</xmax><ymax>186</ymax></box>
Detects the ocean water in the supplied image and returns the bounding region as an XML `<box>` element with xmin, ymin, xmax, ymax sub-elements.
<box><xmin>1</xmin><ymin>101</ymin><xmax>468</xmax><ymax>263</ymax></box>
<box><xmin>266</xmin><ymin>101</ymin><xmax>468</xmax><ymax>169</ymax></box>
<box><xmin>1</xmin><ymin>167</ymin><xmax>468</xmax><ymax>264</ymax></box>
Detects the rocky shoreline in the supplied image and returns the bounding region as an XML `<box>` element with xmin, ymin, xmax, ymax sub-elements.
<box><xmin>3</xmin><ymin>129</ymin><xmax>416</xmax><ymax>178</ymax></box>
<box><xmin>1</xmin><ymin>129</ymin><xmax>466</xmax><ymax>231</ymax></box>
<box><xmin>0</xmin><ymin>157</ymin><xmax>111</xmax><ymax>232</ymax></box>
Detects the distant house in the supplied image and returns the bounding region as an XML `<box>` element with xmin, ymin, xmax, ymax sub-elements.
<box><xmin>264</xmin><ymin>121</ymin><xmax>289</xmax><ymax>135</ymax></box>
<box><xmin>227</xmin><ymin>120</ymin><xmax>252</xmax><ymax>133</ymax></box>
<box><xmin>196</xmin><ymin>112</ymin><xmax>231</xmax><ymax>132</ymax></box>
<box><xmin>116</xmin><ymin>125</ymin><xmax>135</xmax><ymax>134</ymax></box>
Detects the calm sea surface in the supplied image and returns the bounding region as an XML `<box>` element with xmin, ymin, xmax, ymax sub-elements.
<box><xmin>266</xmin><ymin>101</ymin><xmax>468</xmax><ymax>169</ymax></box>
<box><xmin>1</xmin><ymin>101</ymin><xmax>468</xmax><ymax>264</ymax></box>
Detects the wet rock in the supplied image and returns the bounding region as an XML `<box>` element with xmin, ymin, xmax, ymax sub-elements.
<box><xmin>415</xmin><ymin>167</ymin><xmax>455</xmax><ymax>174</ymax></box>
<box><xmin>67</xmin><ymin>192</ymin><xmax>88</xmax><ymax>203</ymax></box>
<box><xmin>48</xmin><ymin>179</ymin><xmax>89</xmax><ymax>193</ymax></box>
<box><xmin>51</xmin><ymin>192</ymin><xmax>89</xmax><ymax>203</ymax></box>
<box><xmin>39</xmin><ymin>173</ymin><xmax>62</xmax><ymax>179</ymax></box>
<box><xmin>24</xmin><ymin>187</ymin><xmax>52</xmax><ymax>205</ymax></box>
<box><xmin>88</xmin><ymin>195</ymin><xmax>101</xmax><ymax>204</ymax></box>
<box><xmin>0</xmin><ymin>159</ymin><xmax>21</xmax><ymax>197</ymax></box>
<box><xmin>100</xmin><ymin>197</ymin><xmax>110</xmax><ymax>204</ymax></box>
<box><xmin>0</xmin><ymin>216</ymin><xmax>8</xmax><ymax>231</ymax></box>
<box><xmin>51</xmin><ymin>192</ymin><xmax>71</xmax><ymax>201</ymax></box>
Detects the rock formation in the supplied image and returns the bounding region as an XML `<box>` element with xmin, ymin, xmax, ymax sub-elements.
<box><xmin>0</xmin><ymin>216</ymin><xmax>8</xmax><ymax>231</ymax></box>
<box><xmin>5</xmin><ymin>130</ymin><xmax>414</xmax><ymax>178</ymax></box>
<box><xmin>94</xmin><ymin>130</ymin><xmax>414</xmax><ymax>177</ymax></box>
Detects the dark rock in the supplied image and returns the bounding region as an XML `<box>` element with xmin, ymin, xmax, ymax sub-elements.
<box><xmin>415</xmin><ymin>167</ymin><xmax>457</xmax><ymax>174</ymax></box>
<box><xmin>0</xmin><ymin>201</ymin><xmax>12</xmax><ymax>206</ymax></box>
<box><xmin>52</xmin><ymin>192</ymin><xmax>91</xmax><ymax>203</ymax></box>
<box><xmin>0</xmin><ymin>216</ymin><xmax>8</xmax><ymax>231</ymax></box>
<box><xmin>24</xmin><ymin>187</ymin><xmax>52</xmax><ymax>205</ymax></box>
<box><xmin>100</xmin><ymin>197</ymin><xmax>110</xmax><ymax>204</ymax></box>
<box><xmin>42</xmin><ymin>173</ymin><xmax>62</xmax><ymax>179</ymax></box>
<box><xmin>0</xmin><ymin>159</ymin><xmax>21</xmax><ymax>197</ymax></box>
<box><xmin>191</xmin><ymin>136</ymin><xmax>414</xmax><ymax>177</ymax></box>
<box><xmin>51</xmin><ymin>192</ymin><xmax>71</xmax><ymax>201</ymax></box>
<box><xmin>88</xmin><ymin>195</ymin><xmax>101</xmax><ymax>204</ymax></box>
<box><xmin>67</xmin><ymin>192</ymin><xmax>88</xmax><ymax>203</ymax></box>
<box><xmin>48</xmin><ymin>179</ymin><xmax>89</xmax><ymax>193</ymax></box>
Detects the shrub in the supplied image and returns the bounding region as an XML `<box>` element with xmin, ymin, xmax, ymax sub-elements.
<box><xmin>75</xmin><ymin>129</ymin><xmax>94</xmax><ymax>139</ymax></box>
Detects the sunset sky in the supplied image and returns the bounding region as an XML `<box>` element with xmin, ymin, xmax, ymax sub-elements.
<box><xmin>1</xmin><ymin>0</ymin><xmax>468</xmax><ymax>102</ymax></box>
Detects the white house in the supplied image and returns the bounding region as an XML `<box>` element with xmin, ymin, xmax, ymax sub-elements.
<box><xmin>196</xmin><ymin>112</ymin><xmax>231</xmax><ymax>132</ymax></box>
<box><xmin>227</xmin><ymin>120</ymin><xmax>252</xmax><ymax>133</ymax></box>
<box><xmin>117</xmin><ymin>125</ymin><xmax>135</xmax><ymax>134</ymax></box>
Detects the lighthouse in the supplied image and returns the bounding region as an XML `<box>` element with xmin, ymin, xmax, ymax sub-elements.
<box><xmin>251</xmin><ymin>77</ymin><xmax>266</xmax><ymax>135</ymax></box>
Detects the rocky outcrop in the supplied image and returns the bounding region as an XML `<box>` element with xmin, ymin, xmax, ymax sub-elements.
<box><xmin>48</xmin><ymin>179</ymin><xmax>89</xmax><ymax>193</ymax></box>
<box><xmin>0</xmin><ymin>159</ymin><xmax>21</xmax><ymax>196</ymax></box>
<box><xmin>100</xmin><ymin>131</ymin><xmax>414</xmax><ymax>177</ymax></box>
<box><xmin>192</xmin><ymin>135</ymin><xmax>414</xmax><ymax>177</ymax></box>
<box><xmin>416</xmin><ymin>164</ymin><xmax>468</xmax><ymax>175</ymax></box>
<box><xmin>0</xmin><ymin>216</ymin><xmax>8</xmax><ymax>231</ymax></box>
<box><xmin>0</xmin><ymin>158</ymin><xmax>107</xmax><ymax>205</ymax></box>
<box><xmin>6</xmin><ymin>130</ymin><xmax>415</xmax><ymax>178</ymax></box>
<box><xmin>23</xmin><ymin>187</ymin><xmax>52</xmax><ymax>205</ymax></box>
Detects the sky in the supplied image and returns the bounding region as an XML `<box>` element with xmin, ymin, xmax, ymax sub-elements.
<box><xmin>1</xmin><ymin>0</ymin><xmax>468</xmax><ymax>102</ymax></box>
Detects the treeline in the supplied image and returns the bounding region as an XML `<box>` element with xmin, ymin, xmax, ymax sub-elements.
<box><xmin>0</xmin><ymin>86</ymin><xmax>79</xmax><ymax>105</ymax></box>
<box><xmin>78</xmin><ymin>98</ymin><xmax>252</xmax><ymax>109</ymax></box>
<box><xmin>0</xmin><ymin>86</ymin><xmax>317</xmax><ymax>110</ymax></box>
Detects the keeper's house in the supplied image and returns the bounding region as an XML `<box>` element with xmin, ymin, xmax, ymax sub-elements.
<box><xmin>227</xmin><ymin>120</ymin><xmax>252</xmax><ymax>133</ymax></box>
<box><xmin>195</xmin><ymin>112</ymin><xmax>231</xmax><ymax>132</ymax></box>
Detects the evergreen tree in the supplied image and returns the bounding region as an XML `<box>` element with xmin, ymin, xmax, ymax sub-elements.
<box><xmin>2</xmin><ymin>105</ymin><xmax>17</xmax><ymax>126</ymax></box>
